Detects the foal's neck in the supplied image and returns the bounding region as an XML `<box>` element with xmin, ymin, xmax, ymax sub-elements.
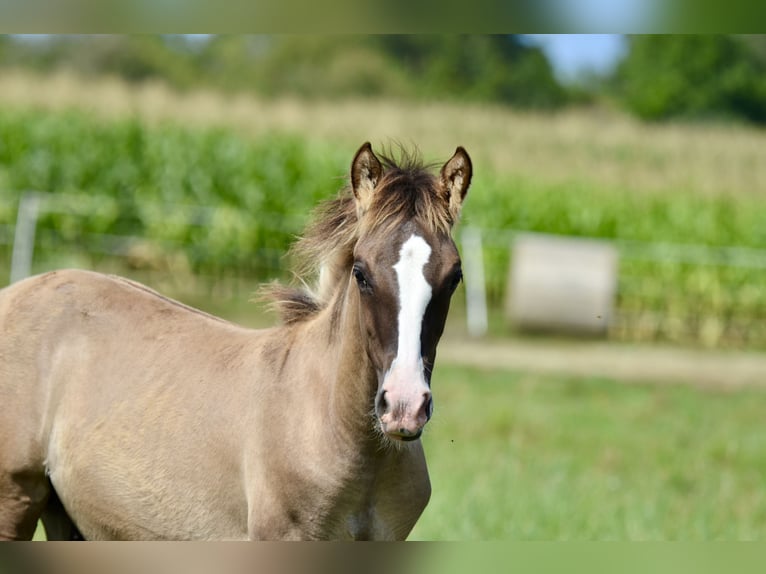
<box><xmin>315</xmin><ymin>280</ymin><xmax>380</xmax><ymax>454</ymax></box>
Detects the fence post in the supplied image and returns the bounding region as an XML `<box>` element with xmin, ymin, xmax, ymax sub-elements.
<box><xmin>462</xmin><ymin>226</ymin><xmax>488</xmax><ymax>338</ymax></box>
<box><xmin>10</xmin><ymin>192</ymin><xmax>42</xmax><ymax>284</ymax></box>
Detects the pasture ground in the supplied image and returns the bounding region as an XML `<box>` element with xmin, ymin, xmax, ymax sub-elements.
<box><xmin>411</xmin><ymin>359</ymin><xmax>766</xmax><ymax>540</ymax></box>
<box><xmin>438</xmin><ymin>336</ymin><xmax>766</xmax><ymax>390</ymax></box>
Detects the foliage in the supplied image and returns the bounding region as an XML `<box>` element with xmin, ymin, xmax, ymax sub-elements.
<box><xmin>0</xmin><ymin>108</ymin><xmax>347</xmax><ymax>278</ymax></box>
<box><xmin>0</xmin><ymin>36</ymin><xmax>198</xmax><ymax>89</ymax></box>
<box><xmin>614</xmin><ymin>35</ymin><xmax>766</xmax><ymax>124</ymax></box>
<box><xmin>369</xmin><ymin>36</ymin><xmax>566</xmax><ymax>108</ymax></box>
<box><xmin>7</xmin><ymin>35</ymin><xmax>766</xmax><ymax>126</ymax></box>
<box><xmin>2</xmin><ymin>108</ymin><xmax>766</xmax><ymax>348</ymax></box>
<box><xmin>0</xmin><ymin>35</ymin><xmax>569</xmax><ymax>110</ymax></box>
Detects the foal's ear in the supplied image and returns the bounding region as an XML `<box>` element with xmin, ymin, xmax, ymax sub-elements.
<box><xmin>440</xmin><ymin>147</ymin><xmax>472</xmax><ymax>222</ymax></box>
<box><xmin>351</xmin><ymin>142</ymin><xmax>383</xmax><ymax>214</ymax></box>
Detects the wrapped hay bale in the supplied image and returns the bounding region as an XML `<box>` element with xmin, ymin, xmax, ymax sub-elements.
<box><xmin>506</xmin><ymin>233</ymin><xmax>618</xmax><ymax>336</ymax></box>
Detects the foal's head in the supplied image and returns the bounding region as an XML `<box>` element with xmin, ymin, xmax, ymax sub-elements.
<box><xmin>348</xmin><ymin>143</ymin><xmax>471</xmax><ymax>442</ymax></box>
<box><xmin>273</xmin><ymin>143</ymin><xmax>471</xmax><ymax>443</ymax></box>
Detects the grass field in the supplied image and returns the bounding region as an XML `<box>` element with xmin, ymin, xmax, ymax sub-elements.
<box><xmin>410</xmin><ymin>364</ymin><xmax>766</xmax><ymax>540</ymax></box>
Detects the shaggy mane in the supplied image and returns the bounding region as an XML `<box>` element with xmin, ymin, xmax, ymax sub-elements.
<box><xmin>262</xmin><ymin>146</ymin><xmax>455</xmax><ymax>325</ymax></box>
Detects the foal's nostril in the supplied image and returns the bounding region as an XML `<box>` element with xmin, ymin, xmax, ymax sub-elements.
<box><xmin>424</xmin><ymin>394</ymin><xmax>433</xmax><ymax>420</ymax></box>
<box><xmin>420</xmin><ymin>392</ymin><xmax>433</xmax><ymax>422</ymax></box>
<box><xmin>376</xmin><ymin>389</ymin><xmax>389</xmax><ymax>415</ymax></box>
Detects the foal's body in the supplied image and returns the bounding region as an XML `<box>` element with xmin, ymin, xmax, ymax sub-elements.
<box><xmin>0</xmin><ymin>143</ymin><xmax>470</xmax><ymax>540</ymax></box>
<box><xmin>0</xmin><ymin>270</ymin><xmax>428</xmax><ymax>540</ymax></box>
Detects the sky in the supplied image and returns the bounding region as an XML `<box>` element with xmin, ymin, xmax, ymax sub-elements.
<box><xmin>524</xmin><ymin>35</ymin><xmax>629</xmax><ymax>83</ymax></box>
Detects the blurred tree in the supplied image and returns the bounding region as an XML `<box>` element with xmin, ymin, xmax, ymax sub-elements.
<box><xmin>194</xmin><ymin>35</ymin><xmax>566</xmax><ymax>107</ymax></box>
<box><xmin>373</xmin><ymin>35</ymin><xmax>567</xmax><ymax>108</ymax></box>
<box><xmin>194</xmin><ymin>35</ymin><xmax>267</xmax><ymax>92</ymax></box>
<box><xmin>68</xmin><ymin>36</ymin><xmax>200</xmax><ymax>88</ymax></box>
<box><xmin>0</xmin><ymin>34</ymin><xmax>569</xmax><ymax>110</ymax></box>
<box><xmin>614</xmin><ymin>35</ymin><xmax>766</xmax><ymax>124</ymax></box>
<box><xmin>243</xmin><ymin>36</ymin><xmax>413</xmax><ymax>99</ymax></box>
<box><xmin>0</xmin><ymin>35</ymin><xmax>201</xmax><ymax>89</ymax></box>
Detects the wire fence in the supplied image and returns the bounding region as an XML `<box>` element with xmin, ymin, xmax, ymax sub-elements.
<box><xmin>4</xmin><ymin>191</ymin><xmax>766</xmax><ymax>349</ymax></box>
<box><xmin>470</xmin><ymin>226</ymin><xmax>766</xmax><ymax>348</ymax></box>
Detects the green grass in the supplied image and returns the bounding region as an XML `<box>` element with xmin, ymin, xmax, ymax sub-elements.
<box><xmin>410</xmin><ymin>364</ymin><xmax>766</xmax><ymax>540</ymax></box>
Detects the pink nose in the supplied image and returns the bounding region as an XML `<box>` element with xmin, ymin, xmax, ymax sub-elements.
<box><xmin>376</xmin><ymin>389</ymin><xmax>433</xmax><ymax>440</ymax></box>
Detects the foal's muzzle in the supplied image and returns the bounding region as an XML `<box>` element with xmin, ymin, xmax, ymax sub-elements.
<box><xmin>375</xmin><ymin>386</ymin><xmax>433</xmax><ymax>441</ymax></box>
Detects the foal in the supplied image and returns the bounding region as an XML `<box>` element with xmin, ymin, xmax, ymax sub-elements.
<box><xmin>0</xmin><ymin>142</ymin><xmax>471</xmax><ymax>540</ymax></box>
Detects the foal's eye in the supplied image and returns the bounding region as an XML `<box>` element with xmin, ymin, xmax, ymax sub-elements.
<box><xmin>353</xmin><ymin>266</ymin><xmax>372</xmax><ymax>292</ymax></box>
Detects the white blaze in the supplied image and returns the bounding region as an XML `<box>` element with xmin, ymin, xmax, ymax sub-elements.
<box><xmin>391</xmin><ymin>234</ymin><xmax>432</xmax><ymax>374</ymax></box>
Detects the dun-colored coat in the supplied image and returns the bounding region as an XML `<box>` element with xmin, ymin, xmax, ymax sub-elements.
<box><xmin>0</xmin><ymin>143</ymin><xmax>471</xmax><ymax>540</ymax></box>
